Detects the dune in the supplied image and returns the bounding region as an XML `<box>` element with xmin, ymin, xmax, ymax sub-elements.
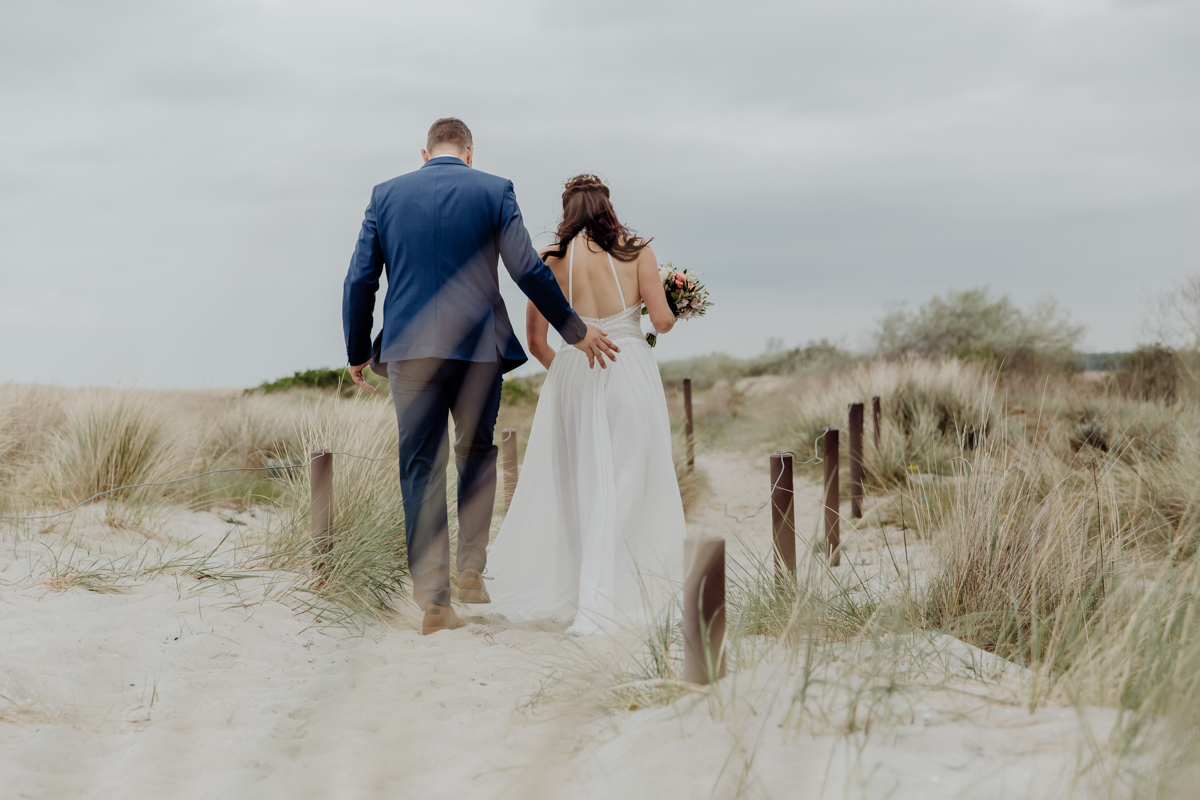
<box><xmin>0</xmin><ymin>450</ymin><xmax>1116</xmax><ymax>799</ymax></box>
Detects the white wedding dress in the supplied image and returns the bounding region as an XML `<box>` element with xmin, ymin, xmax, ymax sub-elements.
<box><xmin>485</xmin><ymin>237</ymin><xmax>687</xmax><ymax>635</ymax></box>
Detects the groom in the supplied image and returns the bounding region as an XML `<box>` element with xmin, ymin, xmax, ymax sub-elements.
<box><xmin>342</xmin><ymin>118</ymin><xmax>618</xmax><ymax>635</ymax></box>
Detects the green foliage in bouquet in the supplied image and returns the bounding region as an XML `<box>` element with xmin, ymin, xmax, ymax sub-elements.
<box><xmin>644</xmin><ymin>263</ymin><xmax>712</xmax><ymax>347</ymax></box>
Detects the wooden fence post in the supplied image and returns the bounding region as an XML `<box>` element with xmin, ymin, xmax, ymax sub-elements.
<box><xmin>849</xmin><ymin>402</ymin><xmax>864</xmax><ymax>519</ymax></box>
<box><xmin>683</xmin><ymin>377</ymin><xmax>694</xmax><ymax>472</ymax></box>
<box><xmin>872</xmin><ymin>395</ymin><xmax>882</xmax><ymax>452</ymax></box>
<box><xmin>823</xmin><ymin>429</ymin><xmax>841</xmax><ymax>566</ymax></box>
<box><xmin>684</xmin><ymin>535</ymin><xmax>726</xmax><ymax>685</ymax></box>
<box><xmin>770</xmin><ymin>452</ymin><xmax>795</xmax><ymax>586</ymax></box>
<box><xmin>501</xmin><ymin>429</ymin><xmax>518</xmax><ymax>507</ymax></box>
<box><xmin>310</xmin><ymin>450</ymin><xmax>334</xmax><ymax>555</ymax></box>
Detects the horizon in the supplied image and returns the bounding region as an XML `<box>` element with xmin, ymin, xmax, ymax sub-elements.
<box><xmin>38</xmin><ymin>344</ymin><xmax>1142</xmax><ymax>394</ymax></box>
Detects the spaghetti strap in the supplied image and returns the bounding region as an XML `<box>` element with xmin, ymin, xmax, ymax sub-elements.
<box><xmin>569</xmin><ymin>233</ymin><xmax>628</xmax><ymax>313</ymax></box>
<box><xmin>568</xmin><ymin>237</ymin><xmax>575</xmax><ymax>305</ymax></box>
<box><xmin>605</xmin><ymin>251</ymin><xmax>627</xmax><ymax>309</ymax></box>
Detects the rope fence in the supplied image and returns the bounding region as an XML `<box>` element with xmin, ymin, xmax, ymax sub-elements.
<box><xmin>716</xmin><ymin>431</ymin><xmax>826</xmax><ymax>524</ymax></box>
<box><xmin>685</xmin><ymin>389</ymin><xmax>882</xmax><ymax>681</ymax></box>
<box><xmin>1</xmin><ymin>379</ymin><xmax>884</xmax><ymax>687</ymax></box>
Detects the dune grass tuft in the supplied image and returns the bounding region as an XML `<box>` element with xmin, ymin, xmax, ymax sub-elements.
<box><xmin>256</xmin><ymin>397</ymin><xmax>411</xmax><ymax>622</ymax></box>
<box><xmin>26</xmin><ymin>390</ymin><xmax>190</xmax><ymax>528</ymax></box>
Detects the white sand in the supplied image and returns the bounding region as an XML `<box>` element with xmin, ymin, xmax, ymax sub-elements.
<box><xmin>1</xmin><ymin>453</ymin><xmax>1116</xmax><ymax>798</ymax></box>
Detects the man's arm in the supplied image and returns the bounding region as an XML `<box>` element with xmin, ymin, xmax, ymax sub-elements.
<box><xmin>342</xmin><ymin>188</ymin><xmax>384</xmax><ymax>391</ymax></box>
<box><xmin>497</xmin><ymin>182</ymin><xmax>620</xmax><ymax>368</ymax></box>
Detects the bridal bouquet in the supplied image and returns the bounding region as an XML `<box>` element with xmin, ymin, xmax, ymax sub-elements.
<box><xmin>644</xmin><ymin>264</ymin><xmax>712</xmax><ymax>347</ymax></box>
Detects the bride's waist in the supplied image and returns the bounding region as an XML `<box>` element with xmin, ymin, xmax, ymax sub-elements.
<box><xmin>568</xmin><ymin>319</ymin><xmax>646</xmax><ymax>345</ymax></box>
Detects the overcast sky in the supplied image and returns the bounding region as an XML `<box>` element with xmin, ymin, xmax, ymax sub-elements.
<box><xmin>2</xmin><ymin>0</ymin><xmax>1197</xmax><ymax>388</ymax></box>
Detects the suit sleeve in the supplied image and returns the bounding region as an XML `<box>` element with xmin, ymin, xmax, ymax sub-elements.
<box><xmin>497</xmin><ymin>181</ymin><xmax>587</xmax><ymax>345</ymax></box>
<box><xmin>342</xmin><ymin>187</ymin><xmax>385</xmax><ymax>365</ymax></box>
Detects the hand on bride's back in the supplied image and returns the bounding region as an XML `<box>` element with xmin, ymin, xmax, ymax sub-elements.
<box><xmin>573</xmin><ymin>325</ymin><xmax>620</xmax><ymax>369</ymax></box>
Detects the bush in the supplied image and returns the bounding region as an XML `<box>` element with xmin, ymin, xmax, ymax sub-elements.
<box><xmin>658</xmin><ymin>340</ymin><xmax>853</xmax><ymax>389</ymax></box>
<box><xmin>500</xmin><ymin>376</ymin><xmax>541</xmax><ymax>406</ymax></box>
<box><xmin>251</xmin><ymin>367</ymin><xmax>387</xmax><ymax>397</ymax></box>
<box><xmin>874</xmin><ymin>288</ymin><xmax>1084</xmax><ymax>374</ymax></box>
<box><xmin>1115</xmin><ymin>344</ymin><xmax>1179</xmax><ymax>403</ymax></box>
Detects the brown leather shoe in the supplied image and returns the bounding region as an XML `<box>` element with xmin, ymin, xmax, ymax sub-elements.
<box><xmin>422</xmin><ymin>604</ymin><xmax>466</xmax><ymax>635</ymax></box>
<box><xmin>458</xmin><ymin>569</ymin><xmax>491</xmax><ymax>604</ymax></box>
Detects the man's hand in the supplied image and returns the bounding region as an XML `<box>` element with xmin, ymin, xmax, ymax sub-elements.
<box><xmin>572</xmin><ymin>325</ymin><xmax>620</xmax><ymax>369</ymax></box>
<box><xmin>348</xmin><ymin>361</ymin><xmax>376</xmax><ymax>393</ymax></box>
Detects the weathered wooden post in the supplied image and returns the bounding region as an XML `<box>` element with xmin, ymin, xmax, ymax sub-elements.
<box><xmin>310</xmin><ymin>450</ymin><xmax>334</xmax><ymax>555</ymax></box>
<box><xmin>770</xmin><ymin>452</ymin><xmax>795</xmax><ymax>585</ymax></box>
<box><xmin>823</xmin><ymin>428</ymin><xmax>841</xmax><ymax>566</ymax></box>
<box><xmin>683</xmin><ymin>377</ymin><xmax>695</xmax><ymax>472</ymax></box>
<box><xmin>501</xmin><ymin>428</ymin><xmax>518</xmax><ymax>506</ymax></box>
<box><xmin>683</xmin><ymin>535</ymin><xmax>726</xmax><ymax>685</ymax></box>
<box><xmin>872</xmin><ymin>395</ymin><xmax>882</xmax><ymax>452</ymax></box>
<box><xmin>849</xmin><ymin>402</ymin><xmax>864</xmax><ymax>519</ymax></box>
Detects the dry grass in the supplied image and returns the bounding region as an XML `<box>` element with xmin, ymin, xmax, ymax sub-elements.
<box><xmin>523</xmin><ymin>358</ymin><xmax>1200</xmax><ymax>796</ymax></box>
<box><xmin>1</xmin><ymin>374</ymin><xmax>707</xmax><ymax>625</ymax></box>
<box><xmin>785</xmin><ymin>358</ymin><xmax>995</xmax><ymax>487</ymax></box>
<box><xmin>0</xmin><ymin>696</ymin><xmax>64</xmax><ymax>726</ymax></box>
<box><xmin>255</xmin><ymin>396</ymin><xmax>410</xmax><ymax>622</ymax></box>
<box><xmin>11</xmin><ymin>358</ymin><xmax>1200</xmax><ymax>794</ymax></box>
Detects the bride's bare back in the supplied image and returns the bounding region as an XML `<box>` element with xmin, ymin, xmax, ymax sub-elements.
<box><xmin>526</xmin><ymin>234</ymin><xmax>675</xmax><ymax>369</ymax></box>
<box><xmin>547</xmin><ymin>235</ymin><xmax>641</xmax><ymax>319</ymax></box>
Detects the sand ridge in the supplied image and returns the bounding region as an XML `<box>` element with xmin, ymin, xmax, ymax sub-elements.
<box><xmin>0</xmin><ymin>452</ymin><xmax>1113</xmax><ymax>798</ymax></box>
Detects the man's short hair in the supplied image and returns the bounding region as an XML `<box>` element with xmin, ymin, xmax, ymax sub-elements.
<box><xmin>426</xmin><ymin>118</ymin><xmax>473</xmax><ymax>153</ymax></box>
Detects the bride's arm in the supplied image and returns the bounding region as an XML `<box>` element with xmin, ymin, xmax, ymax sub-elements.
<box><xmin>638</xmin><ymin>245</ymin><xmax>675</xmax><ymax>334</ymax></box>
<box><xmin>526</xmin><ymin>300</ymin><xmax>555</xmax><ymax>370</ymax></box>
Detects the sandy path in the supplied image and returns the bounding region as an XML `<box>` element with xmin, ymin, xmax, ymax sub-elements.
<box><xmin>687</xmin><ymin>449</ymin><xmax>832</xmax><ymax>565</ymax></box>
<box><xmin>0</xmin><ymin>513</ymin><xmax>583</xmax><ymax>799</ymax></box>
<box><xmin>0</xmin><ymin>453</ymin><xmax>1113</xmax><ymax>799</ymax></box>
<box><xmin>685</xmin><ymin>450</ymin><xmax>928</xmax><ymax>586</ymax></box>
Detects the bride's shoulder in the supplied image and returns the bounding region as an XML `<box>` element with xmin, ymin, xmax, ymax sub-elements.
<box><xmin>618</xmin><ymin>234</ymin><xmax>653</xmax><ymax>254</ymax></box>
<box><xmin>627</xmin><ymin>238</ymin><xmax>656</xmax><ymax>264</ymax></box>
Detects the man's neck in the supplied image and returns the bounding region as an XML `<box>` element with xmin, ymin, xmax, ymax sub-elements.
<box><xmin>429</xmin><ymin>152</ymin><xmax>465</xmax><ymax>160</ymax></box>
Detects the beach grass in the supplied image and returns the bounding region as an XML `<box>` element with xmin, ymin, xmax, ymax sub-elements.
<box><xmin>517</xmin><ymin>358</ymin><xmax>1200</xmax><ymax>796</ymax></box>
<box><xmin>8</xmin><ymin>356</ymin><xmax>1200</xmax><ymax>795</ymax></box>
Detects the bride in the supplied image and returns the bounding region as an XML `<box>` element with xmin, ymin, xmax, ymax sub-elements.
<box><xmin>484</xmin><ymin>174</ymin><xmax>687</xmax><ymax>635</ymax></box>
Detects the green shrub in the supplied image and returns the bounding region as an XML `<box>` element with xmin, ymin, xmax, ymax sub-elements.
<box><xmin>500</xmin><ymin>376</ymin><xmax>540</xmax><ymax>406</ymax></box>
<box><xmin>250</xmin><ymin>367</ymin><xmax>387</xmax><ymax>397</ymax></box>
<box><xmin>874</xmin><ymin>288</ymin><xmax>1083</xmax><ymax>374</ymax></box>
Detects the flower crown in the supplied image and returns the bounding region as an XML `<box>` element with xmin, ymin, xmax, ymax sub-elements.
<box><xmin>564</xmin><ymin>173</ymin><xmax>607</xmax><ymax>191</ymax></box>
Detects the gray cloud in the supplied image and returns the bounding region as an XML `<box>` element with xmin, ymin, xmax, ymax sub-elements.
<box><xmin>2</xmin><ymin>0</ymin><xmax>1197</xmax><ymax>387</ymax></box>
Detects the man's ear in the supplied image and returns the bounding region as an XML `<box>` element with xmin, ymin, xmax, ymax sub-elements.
<box><xmin>463</xmin><ymin>146</ymin><xmax>474</xmax><ymax>167</ymax></box>
<box><xmin>421</xmin><ymin>149</ymin><xmax>431</xmax><ymax>163</ymax></box>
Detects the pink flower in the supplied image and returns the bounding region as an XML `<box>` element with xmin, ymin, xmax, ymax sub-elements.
<box><xmin>674</xmin><ymin>273</ymin><xmax>685</xmax><ymax>288</ymax></box>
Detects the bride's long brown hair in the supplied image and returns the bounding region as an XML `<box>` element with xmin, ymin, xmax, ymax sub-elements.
<box><xmin>541</xmin><ymin>174</ymin><xmax>652</xmax><ymax>262</ymax></box>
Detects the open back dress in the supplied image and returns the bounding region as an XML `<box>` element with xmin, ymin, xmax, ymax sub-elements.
<box><xmin>484</xmin><ymin>235</ymin><xmax>686</xmax><ymax>634</ymax></box>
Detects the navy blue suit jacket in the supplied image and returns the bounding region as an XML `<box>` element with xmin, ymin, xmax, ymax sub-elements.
<box><xmin>342</xmin><ymin>156</ymin><xmax>586</xmax><ymax>374</ymax></box>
